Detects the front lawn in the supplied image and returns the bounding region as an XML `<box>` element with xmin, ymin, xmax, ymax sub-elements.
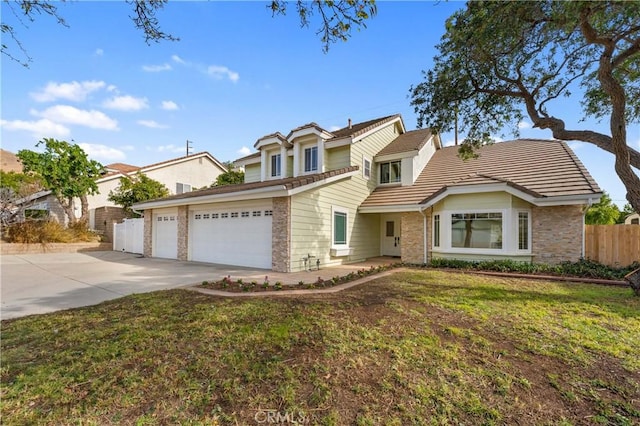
<box><xmin>2</xmin><ymin>271</ymin><xmax>639</xmax><ymax>425</ymax></box>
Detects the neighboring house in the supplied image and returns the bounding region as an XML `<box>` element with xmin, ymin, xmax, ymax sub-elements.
<box><xmin>133</xmin><ymin>114</ymin><xmax>602</xmax><ymax>272</ymax></box>
<box><xmin>18</xmin><ymin>152</ymin><xmax>227</xmax><ymax>240</ymax></box>
<box><xmin>625</xmin><ymin>213</ymin><xmax>640</xmax><ymax>225</ymax></box>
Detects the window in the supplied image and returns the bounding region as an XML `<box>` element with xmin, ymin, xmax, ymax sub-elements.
<box><xmin>451</xmin><ymin>212</ymin><xmax>502</xmax><ymax>249</ymax></box>
<box><xmin>363</xmin><ymin>157</ymin><xmax>371</xmax><ymax>179</ymax></box>
<box><xmin>333</xmin><ymin>210</ymin><xmax>347</xmax><ymax>246</ymax></box>
<box><xmin>304</xmin><ymin>146</ymin><xmax>318</xmax><ymax>172</ymax></box>
<box><xmin>252</xmin><ymin>211</ymin><xmax>261</xmax><ymax>217</ymax></box>
<box><xmin>176</xmin><ymin>182</ymin><xmax>191</xmax><ymax>194</ymax></box>
<box><xmin>270</xmin><ymin>154</ymin><xmax>281</xmax><ymax>177</ymax></box>
<box><xmin>380</xmin><ymin>161</ymin><xmax>401</xmax><ymax>184</ymax></box>
<box><xmin>241</xmin><ymin>211</ymin><xmax>250</xmax><ymax>218</ymax></box>
<box><xmin>231</xmin><ymin>212</ymin><xmax>239</xmax><ymax>218</ymax></box>
<box><xmin>221</xmin><ymin>213</ymin><xmax>229</xmax><ymax>219</ymax></box>
<box><xmin>203</xmin><ymin>214</ymin><xmax>210</xmax><ymax>219</ymax></box>
<box><xmin>433</xmin><ymin>214</ymin><xmax>440</xmax><ymax>247</ymax></box>
<box><xmin>212</xmin><ymin>213</ymin><xmax>219</xmax><ymax>219</ymax></box>
<box><xmin>195</xmin><ymin>214</ymin><xmax>202</xmax><ymax>220</ymax></box>
<box><xmin>632</xmin><ymin>218</ymin><xmax>639</xmax><ymax>225</ymax></box>
<box><xmin>385</xmin><ymin>221</ymin><xmax>394</xmax><ymax>237</ymax></box>
<box><xmin>264</xmin><ymin>210</ymin><xmax>273</xmax><ymax>216</ymax></box>
<box><xmin>518</xmin><ymin>212</ymin><xmax>529</xmax><ymax>250</ymax></box>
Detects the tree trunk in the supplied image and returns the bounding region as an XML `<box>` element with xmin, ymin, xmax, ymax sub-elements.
<box><xmin>60</xmin><ymin>196</ymin><xmax>77</xmax><ymax>225</ymax></box>
<box><xmin>625</xmin><ymin>268</ymin><xmax>640</xmax><ymax>297</ymax></box>
<box><xmin>79</xmin><ymin>194</ymin><xmax>90</xmax><ymax>224</ymax></box>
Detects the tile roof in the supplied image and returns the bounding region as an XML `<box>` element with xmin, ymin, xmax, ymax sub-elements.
<box><xmin>329</xmin><ymin>114</ymin><xmax>401</xmax><ymax>140</ymax></box>
<box><xmin>104</xmin><ymin>163</ymin><xmax>140</xmax><ymax>174</ymax></box>
<box><xmin>286</xmin><ymin>122</ymin><xmax>330</xmax><ymax>139</ymax></box>
<box><xmin>361</xmin><ymin>139</ymin><xmax>602</xmax><ymax>208</ymax></box>
<box><xmin>138</xmin><ymin>166</ymin><xmax>359</xmax><ymax>205</ymax></box>
<box><xmin>376</xmin><ymin>128</ymin><xmax>433</xmax><ymax>157</ymax></box>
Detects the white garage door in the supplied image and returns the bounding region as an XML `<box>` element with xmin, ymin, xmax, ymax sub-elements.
<box><xmin>153</xmin><ymin>212</ymin><xmax>178</xmax><ymax>259</ymax></box>
<box><xmin>190</xmin><ymin>202</ymin><xmax>272</xmax><ymax>269</ymax></box>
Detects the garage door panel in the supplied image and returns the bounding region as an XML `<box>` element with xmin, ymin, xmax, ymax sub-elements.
<box><xmin>190</xmin><ymin>204</ymin><xmax>272</xmax><ymax>269</ymax></box>
<box><xmin>154</xmin><ymin>213</ymin><xmax>178</xmax><ymax>259</ymax></box>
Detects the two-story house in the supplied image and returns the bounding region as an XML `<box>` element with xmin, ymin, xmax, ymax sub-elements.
<box><xmin>133</xmin><ymin>114</ymin><xmax>602</xmax><ymax>272</ymax></box>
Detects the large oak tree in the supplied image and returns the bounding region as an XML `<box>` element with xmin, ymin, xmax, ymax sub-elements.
<box><xmin>410</xmin><ymin>1</ymin><xmax>640</xmax><ymax>212</ymax></box>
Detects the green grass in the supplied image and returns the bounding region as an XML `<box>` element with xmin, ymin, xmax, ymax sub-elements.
<box><xmin>2</xmin><ymin>270</ymin><xmax>639</xmax><ymax>425</ymax></box>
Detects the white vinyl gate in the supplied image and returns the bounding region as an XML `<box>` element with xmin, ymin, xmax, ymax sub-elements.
<box><xmin>113</xmin><ymin>218</ymin><xmax>144</xmax><ymax>254</ymax></box>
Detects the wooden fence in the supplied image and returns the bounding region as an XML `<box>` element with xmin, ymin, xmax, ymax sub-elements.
<box><xmin>584</xmin><ymin>225</ymin><xmax>640</xmax><ymax>267</ymax></box>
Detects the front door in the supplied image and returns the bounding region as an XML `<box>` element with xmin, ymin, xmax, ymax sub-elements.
<box><xmin>381</xmin><ymin>215</ymin><xmax>401</xmax><ymax>257</ymax></box>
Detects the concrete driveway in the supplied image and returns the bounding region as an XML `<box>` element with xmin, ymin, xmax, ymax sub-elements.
<box><xmin>1</xmin><ymin>251</ymin><xmax>268</xmax><ymax>320</ymax></box>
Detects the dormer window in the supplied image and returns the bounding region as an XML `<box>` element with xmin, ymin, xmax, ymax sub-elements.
<box><xmin>304</xmin><ymin>146</ymin><xmax>318</xmax><ymax>173</ymax></box>
<box><xmin>380</xmin><ymin>160</ymin><xmax>401</xmax><ymax>184</ymax></box>
<box><xmin>270</xmin><ymin>153</ymin><xmax>281</xmax><ymax>177</ymax></box>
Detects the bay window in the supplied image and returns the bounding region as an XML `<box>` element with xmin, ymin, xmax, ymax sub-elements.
<box><xmin>451</xmin><ymin>212</ymin><xmax>503</xmax><ymax>249</ymax></box>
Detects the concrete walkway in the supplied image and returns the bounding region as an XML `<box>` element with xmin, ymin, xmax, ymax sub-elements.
<box><xmin>1</xmin><ymin>251</ymin><xmax>397</xmax><ymax>320</ymax></box>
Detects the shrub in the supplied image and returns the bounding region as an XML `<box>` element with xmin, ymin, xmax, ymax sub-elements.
<box><xmin>428</xmin><ymin>257</ymin><xmax>639</xmax><ymax>281</ymax></box>
<box><xmin>5</xmin><ymin>221</ymin><xmax>99</xmax><ymax>243</ymax></box>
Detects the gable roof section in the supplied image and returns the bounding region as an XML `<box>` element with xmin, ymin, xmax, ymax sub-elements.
<box><xmin>375</xmin><ymin>128</ymin><xmax>434</xmax><ymax>158</ymax></box>
<box><xmin>329</xmin><ymin>114</ymin><xmax>401</xmax><ymax>140</ymax></box>
<box><xmin>104</xmin><ymin>163</ymin><xmax>140</xmax><ymax>175</ymax></box>
<box><xmin>98</xmin><ymin>151</ymin><xmax>226</xmax><ymax>182</ymax></box>
<box><xmin>133</xmin><ymin>166</ymin><xmax>359</xmax><ymax>209</ymax></box>
<box><xmin>360</xmin><ymin>139</ymin><xmax>602</xmax><ymax>211</ymax></box>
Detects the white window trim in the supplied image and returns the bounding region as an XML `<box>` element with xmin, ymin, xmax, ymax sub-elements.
<box><xmin>379</xmin><ymin>160</ymin><xmax>402</xmax><ymax>185</ymax></box>
<box><xmin>432</xmin><ymin>208</ymin><xmax>533</xmax><ymax>255</ymax></box>
<box><xmin>362</xmin><ymin>155</ymin><xmax>371</xmax><ymax>180</ymax></box>
<box><xmin>270</xmin><ymin>153</ymin><xmax>281</xmax><ymax>179</ymax></box>
<box><xmin>331</xmin><ymin>205</ymin><xmax>350</xmax><ymax>255</ymax></box>
<box><xmin>515</xmin><ymin>209</ymin><xmax>532</xmax><ymax>253</ymax></box>
<box><xmin>303</xmin><ymin>145</ymin><xmax>319</xmax><ymax>174</ymax></box>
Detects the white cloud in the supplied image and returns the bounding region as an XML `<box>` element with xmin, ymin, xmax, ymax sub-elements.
<box><xmin>0</xmin><ymin>118</ymin><xmax>70</xmax><ymax>138</ymax></box>
<box><xmin>154</xmin><ymin>144</ymin><xmax>185</xmax><ymax>153</ymax></box>
<box><xmin>329</xmin><ymin>125</ymin><xmax>341</xmax><ymax>132</ymax></box>
<box><xmin>137</xmin><ymin>120</ymin><xmax>169</xmax><ymax>129</ymax></box>
<box><xmin>94</xmin><ymin>48</ymin><xmax>104</xmax><ymax>56</ymax></box>
<box><xmin>78</xmin><ymin>143</ymin><xmax>126</xmax><ymax>162</ymax></box>
<box><xmin>103</xmin><ymin>95</ymin><xmax>149</xmax><ymax>111</ymax></box>
<box><xmin>207</xmin><ymin>65</ymin><xmax>239</xmax><ymax>83</ymax></box>
<box><xmin>161</xmin><ymin>100</ymin><xmax>179</xmax><ymax>111</ymax></box>
<box><xmin>171</xmin><ymin>54</ymin><xmax>239</xmax><ymax>83</ymax></box>
<box><xmin>142</xmin><ymin>63</ymin><xmax>172</xmax><ymax>72</ymax></box>
<box><xmin>171</xmin><ymin>55</ymin><xmax>186</xmax><ymax>64</ymax></box>
<box><xmin>568</xmin><ymin>142</ymin><xmax>585</xmax><ymax>151</ymax></box>
<box><xmin>30</xmin><ymin>80</ymin><xmax>106</xmax><ymax>102</ymax></box>
<box><xmin>107</xmin><ymin>85</ymin><xmax>118</xmax><ymax>92</ymax></box>
<box><xmin>491</xmin><ymin>136</ymin><xmax>504</xmax><ymax>143</ymax></box>
<box><xmin>121</xmin><ymin>145</ymin><xmax>135</xmax><ymax>151</ymax></box>
<box><xmin>518</xmin><ymin>120</ymin><xmax>532</xmax><ymax>130</ymax></box>
<box><xmin>32</xmin><ymin>105</ymin><xmax>119</xmax><ymax>130</ymax></box>
<box><xmin>237</xmin><ymin>146</ymin><xmax>251</xmax><ymax>156</ymax></box>
<box><xmin>443</xmin><ymin>138</ymin><xmax>457</xmax><ymax>147</ymax></box>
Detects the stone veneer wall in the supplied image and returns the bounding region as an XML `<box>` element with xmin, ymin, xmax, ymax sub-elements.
<box><xmin>532</xmin><ymin>204</ymin><xmax>585</xmax><ymax>264</ymax></box>
<box><xmin>401</xmin><ymin>211</ymin><xmax>427</xmax><ymax>264</ymax></box>
<box><xmin>94</xmin><ymin>206</ymin><xmax>128</xmax><ymax>242</ymax></box>
<box><xmin>177</xmin><ymin>205</ymin><xmax>189</xmax><ymax>261</ymax></box>
<box><xmin>272</xmin><ymin>197</ymin><xmax>291</xmax><ymax>272</ymax></box>
<box><xmin>143</xmin><ymin>211</ymin><xmax>152</xmax><ymax>257</ymax></box>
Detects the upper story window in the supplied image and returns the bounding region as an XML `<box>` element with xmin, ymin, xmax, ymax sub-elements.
<box><xmin>176</xmin><ymin>182</ymin><xmax>191</xmax><ymax>194</ymax></box>
<box><xmin>363</xmin><ymin>157</ymin><xmax>371</xmax><ymax>179</ymax></box>
<box><xmin>270</xmin><ymin>153</ymin><xmax>281</xmax><ymax>177</ymax></box>
<box><xmin>380</xmin><ymin>161</ymin><xmax>401</xmax><ymax>184</ymax></box>
<box><xmin>304</xmin><ymin>146</ymin><xmax>318</xmax><ymax>173</ymax></box>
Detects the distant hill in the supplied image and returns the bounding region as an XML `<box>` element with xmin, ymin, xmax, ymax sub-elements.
<box><xmin>0</xmin><ymin>149</ymin><xmax>23</xmax><ymax>173</ymax></box>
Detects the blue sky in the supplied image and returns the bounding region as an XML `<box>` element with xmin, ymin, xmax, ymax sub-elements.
<box><xmin>1</xmin><ymin>1</ymin><xmax>638</xmax><ymax>207</ymax></box>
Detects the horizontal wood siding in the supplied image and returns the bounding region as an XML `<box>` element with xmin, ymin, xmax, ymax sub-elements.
<box><xmin>585</xmin><ymin>225</ymin><xmax>640</xmax><ymax>267</ymax></box>
<box><xmin>289</xmin><ymin>123</ymin><xmax>398</xmax><ymax>271</ymax></box>
<box><xmin>325</xmin><ymin>145</ymin><xmax>351</xmax><ymax>170</ymax></box>
<box><xmin>244</xmin><ymin>163</ymin><xmax>261</xmax><ymax>183</ymax></box>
